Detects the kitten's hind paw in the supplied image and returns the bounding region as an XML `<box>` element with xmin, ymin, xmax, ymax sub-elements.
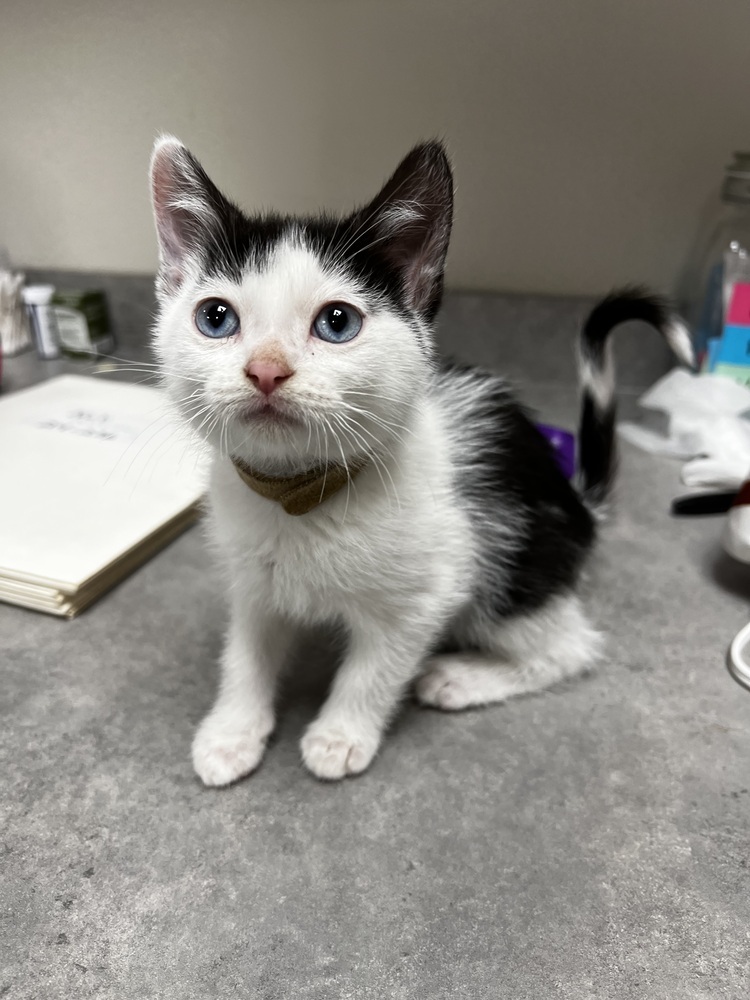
<box><xmin>415</xmin><ymin>660</ymin><xmax>474</xmax><ymax>710</ymax></box>
<box><xmin>300</xmin><ymin>723</ymin><xmax>380</xmax><ymax>781</ymax></box>
<box><xmin>192</xmin><ymin>717</ymin><xmax>271</xmax><ymax>787</ymax></box>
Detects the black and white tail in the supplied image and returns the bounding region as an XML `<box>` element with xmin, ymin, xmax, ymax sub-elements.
<box><xmin>578</xmin><ymin>287</ymin><xmax>694</xmax><ymax>506</ymax></box>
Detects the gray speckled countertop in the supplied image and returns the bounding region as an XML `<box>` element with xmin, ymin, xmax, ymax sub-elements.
<box><xmin>1</xmin><ymin>279</ymin><xmax>748</xmax><ymax>999</ymax></box>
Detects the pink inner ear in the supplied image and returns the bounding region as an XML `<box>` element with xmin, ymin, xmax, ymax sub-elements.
<box><xmin>404</xmin><ymin>253</ymin><xmax>439</xmax><ymax>314</ymax></box>
<box><xmin>151</xmin><ymin>145</ymin><xmax>189</xmax><ymax>273</ymax></box>
<box><xmin>161</xmin><ymin>265</ymin><xmax>184</xmax><ymax>293</ymax></box>
<box><xmin>391</xmin><ymin>218</ymin><xmax>446</xmax><ymax>314</ymax></box>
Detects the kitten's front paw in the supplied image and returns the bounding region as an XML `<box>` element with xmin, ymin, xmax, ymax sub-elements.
<box><xmin>192</xmin><ymin>715</ymin><xmax>271</xmax><ymax>787</ymax></box>
<box><xmin>300</xmin><ymin>722</ymin><xmax>380</xmax><ymax>781</ymax></box>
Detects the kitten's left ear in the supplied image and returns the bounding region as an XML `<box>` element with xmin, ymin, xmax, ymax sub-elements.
<box><xmin>350</xmin><ymin>141</ymin><xmax>454</xmax><ymax>321</ymax></box>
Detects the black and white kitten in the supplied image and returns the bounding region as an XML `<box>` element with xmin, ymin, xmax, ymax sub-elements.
<box><xmin>150</xmin><ymin>137</ymin><xmax>692</xmax><ymax>785</ymax></box>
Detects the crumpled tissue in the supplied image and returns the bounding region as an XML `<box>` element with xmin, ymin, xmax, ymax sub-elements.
<box><xmin>618</xmin><ymin>369</ymin><xmax>750</xmax><ymax>490</ymax></box>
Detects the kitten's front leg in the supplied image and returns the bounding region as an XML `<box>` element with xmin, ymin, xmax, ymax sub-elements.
<box><xmin>193</xmin><ymin>596</ymin><xmax>291</xmax><ymax>787</ymax></box>
<box><xmin>300</xmin><ymin>615</ymin><xmax>431</xmax><ymax>781</ymax></box>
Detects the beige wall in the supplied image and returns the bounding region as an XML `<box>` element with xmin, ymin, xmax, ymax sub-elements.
<box><xmin>1</xmin><ymin>0</ymin><xmax>747</xmax><ymax>295</ymax></box>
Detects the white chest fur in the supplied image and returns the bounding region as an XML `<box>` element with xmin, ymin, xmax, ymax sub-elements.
<box><xmin>206</xmin><ymin>401</ymin><xmax>475</xmax><ymax>627</ymax></box>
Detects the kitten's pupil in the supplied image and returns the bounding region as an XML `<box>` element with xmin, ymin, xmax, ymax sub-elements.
<box><xmin>209</xmin><ymin>303</ymin><xmax>228</xmax><ymax>328</ymax></box>
<box><xmin>328</xmin><ymin>307</ymin><xmax>346</xmax><ymax>333</ymax></box>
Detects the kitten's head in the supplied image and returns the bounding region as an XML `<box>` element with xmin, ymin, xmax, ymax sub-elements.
<box><xmin>150</xmin><ymin>136</ymin><xmax>453</xmax><ymax>472</ymax></box>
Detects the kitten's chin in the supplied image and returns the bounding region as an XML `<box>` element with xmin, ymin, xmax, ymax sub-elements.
<box><xmin>226</xmin><ymin>402</ymin><xmax>311</xmax><ymax>469</ymax></box>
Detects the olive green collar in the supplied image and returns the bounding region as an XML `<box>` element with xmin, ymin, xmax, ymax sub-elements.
<box><xmin>232</xmin><ymin>456</ymin><xmax>366</xmax><ymax>515</ymax></box>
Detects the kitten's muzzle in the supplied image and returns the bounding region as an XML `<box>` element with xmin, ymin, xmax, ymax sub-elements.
<box><xmin>244</xmin><ymin>359</ymin><xmax>294</xmax><ymax>397</ymax></box>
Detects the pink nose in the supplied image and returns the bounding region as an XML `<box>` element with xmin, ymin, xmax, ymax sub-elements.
<box><xmin>244</xmin><ymin>360</ymin><xmax>294</xmax><ymax>396</ymax></box>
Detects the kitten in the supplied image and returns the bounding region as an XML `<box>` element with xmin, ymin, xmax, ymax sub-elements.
<box><xmin>149</xmin><ymin>136</ymin><xmax>692</xmax><ymax>785</ymax></box>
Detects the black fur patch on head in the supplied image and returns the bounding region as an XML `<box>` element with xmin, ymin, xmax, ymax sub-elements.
<box><xmin>151</xmin><ymin>137</ymin><xmax>453</xmax><ymax>329</ymax></box>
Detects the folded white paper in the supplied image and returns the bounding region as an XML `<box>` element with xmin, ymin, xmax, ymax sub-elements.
<box><xmin>0</xmin><ymin>374</ymin><xmax>207</xmax><ymax>616</ymax></box>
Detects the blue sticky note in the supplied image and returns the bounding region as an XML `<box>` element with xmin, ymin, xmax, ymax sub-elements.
<box><xmin>715</xmin><ymin>325</ymin><xmax>750</xmax><ymax>367</ymax></box>
<box><xmin>704</xmin><ymin>337</ymin><xmax>721</xmax><ymax>372</ymax></box>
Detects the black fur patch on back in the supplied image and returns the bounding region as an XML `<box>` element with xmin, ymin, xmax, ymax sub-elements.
<box><xmin>498</xmin><ymin>404</ymin><xmax>596</xmax><ymax>613</ymax></box>
<box><xmin>439</xmin><ymin>363</ymin><xmax>596</xmax><ymax>619</ymax></box>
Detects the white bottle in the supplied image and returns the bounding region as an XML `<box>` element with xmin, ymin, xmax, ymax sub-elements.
<box><xmin>21</xmin><ymin>285</ymin><xmax>60</xmax><ymax>359</ymax></box>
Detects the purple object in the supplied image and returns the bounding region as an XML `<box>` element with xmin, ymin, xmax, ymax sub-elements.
<box><xmin>536</xmin><ymin>423</ymin><xmax>576</xmax><ymax>480</ymax></box>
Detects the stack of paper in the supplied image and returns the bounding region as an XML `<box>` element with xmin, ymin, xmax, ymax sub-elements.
<box><xmin>0</xmin><ymin>375</ymin><xmax>206</xmax><ymax>618</ymax></box>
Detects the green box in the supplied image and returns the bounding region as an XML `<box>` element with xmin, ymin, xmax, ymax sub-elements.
<box><xmin>713</xmin><ymin>362</ymin><xmax>750</xmax><ymax>387</ymax></box>
<box><xmin>52</xmin><ymin>289</ymin><xmax>113</xmax><ymax>357</ymax></box>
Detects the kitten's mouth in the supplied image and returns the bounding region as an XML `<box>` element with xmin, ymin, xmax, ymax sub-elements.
<box><xmin>239</xmin><ymin>401</ymin><xmax>301</xmax><ymax>427</ymax></box>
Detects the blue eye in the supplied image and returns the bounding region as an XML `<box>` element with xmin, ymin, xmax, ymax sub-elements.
<box><xmin>195</xmin><ymin>299</ymin><xmax>240</xmax><ymax>339</ymax></box>
<box><xmin>312</xmin><ymin>303</ymin><xmax>362</xmax><ymax>343</ymax></box>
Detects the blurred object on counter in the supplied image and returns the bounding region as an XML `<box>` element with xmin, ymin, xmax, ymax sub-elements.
<box><xmin>671</xmin><ymin>491</ymin><xmax>737</xmax><ymax>516</ymax></box>
<box><xmin>21</xmin><ymin>284</ymin><xmax>60</xmax><ymax>359</ymax></box>
<box><xmin>723</xmin><ymin>477</ymin><xmax>750</xmax><ymax>564</ymax></box>
<box><xmin>727</xmin><ymin>620</ymin><xmax>750</xmax><ymax>692</ymax></box>
<box><xmin>52</xmin><ymin>289</ymin><xmax>114</xmax><ymax>357</ymax></box>
<box><xmin>703</xmin><ymin>281</ymin><xmax>750</xmax><ymax>386</ymax></box>
<box><xmin>678</xmin><ymin>152</ymin><xmax>750</xmax><ymax>364</ymax></box>
<box><xmin>618</xmin><ymin>369</ymin><xmax>750</xmax><ymax>491</ymax></box>
<box><xmin>0</xmin><ymin>247</ymin><xmax>32</xmax><ymax>366</ymax></box>
<box><xmin>536</xmin><ymin>423</ymin><xmax>576</xmax><ymax>480</ymax></box>
<box><xmin>0</xmin><ymin>269</ymin><xmax>31</xmax><ymax>361</ymax></box>
<box><xmin>724</xmin><ymin>478</ymin><xmax>750</xmax><ymax>694</ymax></box>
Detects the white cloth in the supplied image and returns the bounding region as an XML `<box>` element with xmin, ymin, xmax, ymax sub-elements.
<box><xmin>618</xmin><ymin>369</ymin><xmax>750</xmax><ymax>490</ymax></box>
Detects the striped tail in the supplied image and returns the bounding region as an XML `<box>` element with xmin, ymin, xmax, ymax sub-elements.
<box><xmin>578</xmin><ymin>287</ymin><xmax>694</xmax><ymax>506</ymax></box>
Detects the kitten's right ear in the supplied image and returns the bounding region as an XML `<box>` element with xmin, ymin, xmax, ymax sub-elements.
<box><xmin>149</xmin><ymin>135</ymin><xmax>239</xmax><ymax>298</ymax></box>
<box><xmin>349</xmin><ymin>141</ymin><xmax>454</xmax><ymax>321</ymax></box>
